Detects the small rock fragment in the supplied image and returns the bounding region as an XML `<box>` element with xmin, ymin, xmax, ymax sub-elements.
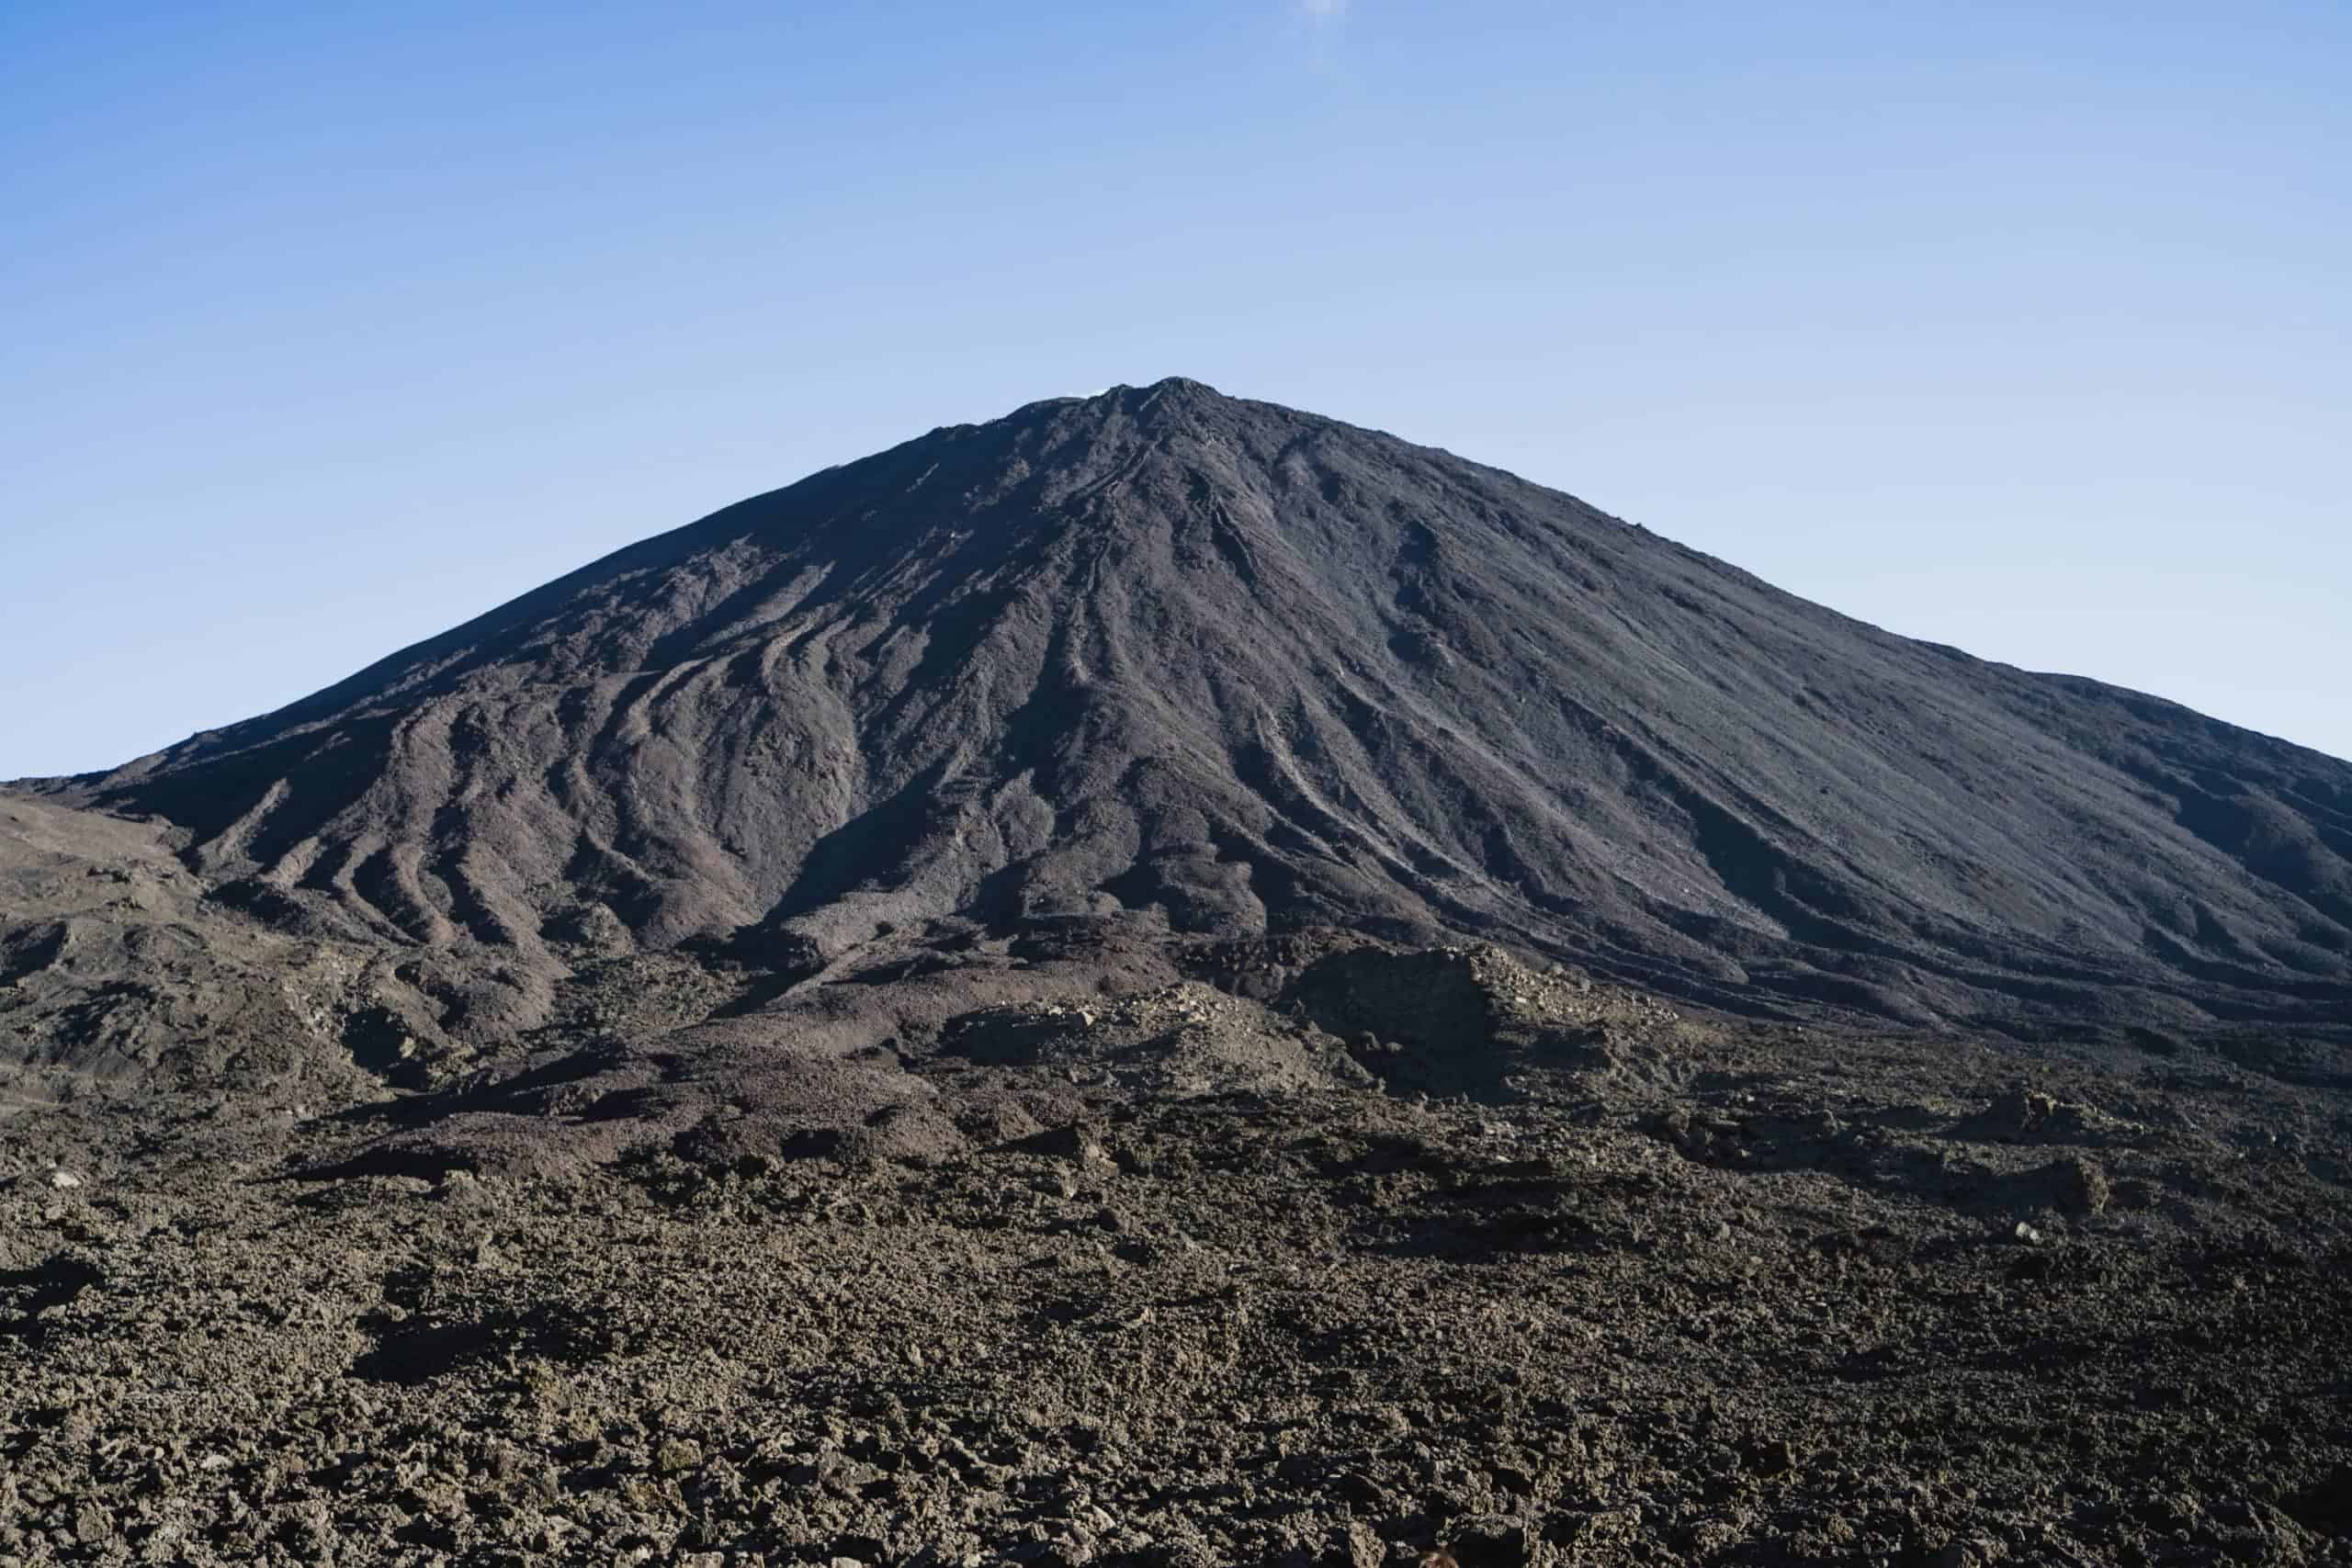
<box><xmin>2059</xmin><ymin>1156</ymin><xmax>2110</xmax><ymax>1215</ymax></box>
<box><xmin>73</xmin><ymin>1500</ymin><xmax>112</xmax><ymax>1544</ymax></box>
<box><xmin>1446</xmin><ymin>1513</ymin><xmax>1532</xmax><ymax>1565</ymax></box>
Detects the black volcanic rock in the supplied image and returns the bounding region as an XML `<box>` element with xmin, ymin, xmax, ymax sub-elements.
<box><xmin>57</xmin><ymin>378</ymin><xmax>2352</xmax><ymax>1037</ymax></box>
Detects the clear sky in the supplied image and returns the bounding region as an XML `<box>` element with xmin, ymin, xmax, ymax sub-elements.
<box><xmin>4</xmin><ymin>0</ymin><xmax>2346</xmax><ymax>779</ymax></box>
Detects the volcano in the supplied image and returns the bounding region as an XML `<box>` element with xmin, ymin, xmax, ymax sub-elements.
<box><xmin>54</xmin><ymin>378</ymin><xmax>2352</xmax><ymax>1041</ymax></box>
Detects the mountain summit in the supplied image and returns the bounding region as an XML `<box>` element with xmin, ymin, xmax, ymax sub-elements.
<box><xmin>74</xmin><ymin>378</ymin><xmax>2352</xmax><ymax>1038</ymax></box>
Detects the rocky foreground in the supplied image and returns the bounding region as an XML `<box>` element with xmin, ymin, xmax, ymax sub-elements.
<box><xmin>5</xmin><ymin>941</ymin><xmax>2348</xmax><ymax>1567</ymax></box>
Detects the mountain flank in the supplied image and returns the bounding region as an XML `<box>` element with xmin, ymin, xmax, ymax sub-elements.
<box><xmin>19</xmin><ymin>377</ymin><xmax>2352</xmax><ymax>1059</ymax></box>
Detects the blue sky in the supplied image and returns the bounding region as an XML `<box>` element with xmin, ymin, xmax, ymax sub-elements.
<box><xmin>4</xmin><ymin>0</ymin><xmax>2346</xmax><ymax>776</ymax></box>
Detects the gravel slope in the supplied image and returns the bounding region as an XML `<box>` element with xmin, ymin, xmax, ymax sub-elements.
<box><xmin>52</xmin><ymin>379</ymin><xmax>2351</xmax><ymax>1047</ymax></box>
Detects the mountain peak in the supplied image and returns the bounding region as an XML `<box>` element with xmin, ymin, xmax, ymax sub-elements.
<box><xmin>1010</xmin><ymin>376</ymin><xmax>1250</xmax><ymax>443</ymax></box>
<box><xmin>1132</xmin><ymin>374</ymin><xmax>1222</xmax><ymax>398</ymax></box>
<box><xmin>1080</xmin><ymin>375</ymin><xmax>1226</xmax><ymax>404</ymax></box>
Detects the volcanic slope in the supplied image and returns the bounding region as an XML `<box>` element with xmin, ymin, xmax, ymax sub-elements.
<box><xmin>62</xmin><ymin>378</ymin><xmax>2352</xmax><ymax>1038</ymax></box>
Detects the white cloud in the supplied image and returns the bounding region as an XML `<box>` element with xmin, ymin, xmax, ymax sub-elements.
<box><xmin>1288</xmin><ymin>0</ymin><xmax>1348</xmax><ymax>73</ymax></box>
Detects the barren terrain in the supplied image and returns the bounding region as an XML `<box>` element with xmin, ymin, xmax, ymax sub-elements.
<box><xmin>6</xmin><ymin>931</ymin><xmax>2352</xmax><ymax>1565</ymax></box>
<box><xmin>43</xmin><ymin>381</ymin><xmax>2352</xmax><ymax>1047</ymax></box>
<box><xmin>6</xmin><ymin>382</ymin><xmax>2350</xmax><ymax>1565</ymax></box>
